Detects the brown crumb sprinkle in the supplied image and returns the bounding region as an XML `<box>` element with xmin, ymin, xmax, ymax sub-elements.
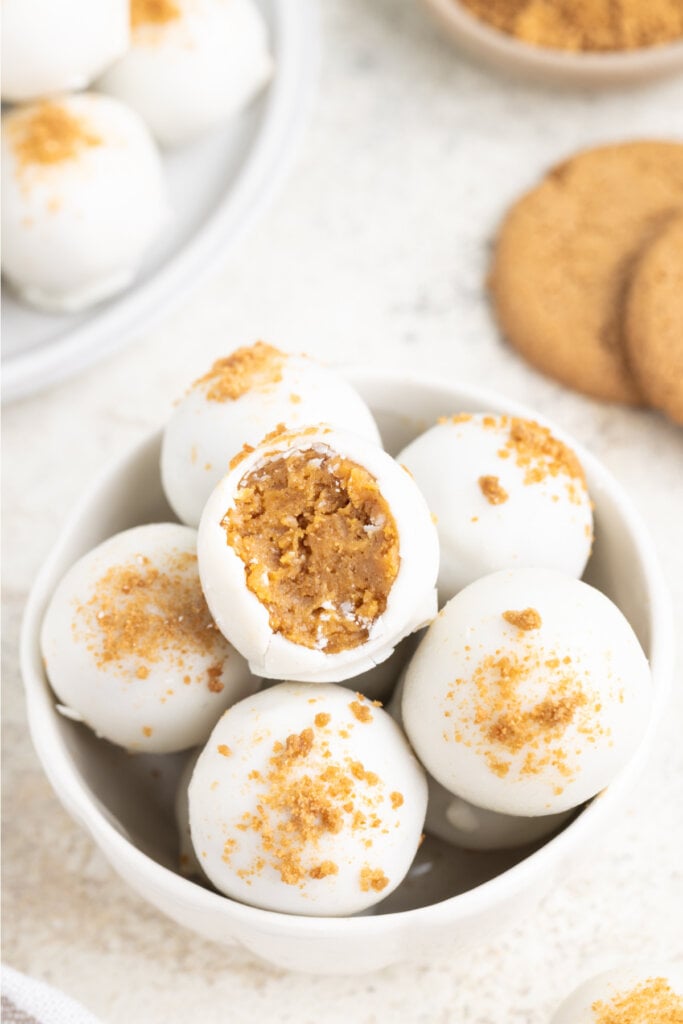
<box><xmin>74</xmin><ymin>548</ymin><xmax>225</xmax><ymax>685</ymax></box>
<box><xmin>390</xmin><ymin>791</ymin><xmax>404</xmax><ymax>809</ymax></box>
<box><xmin>438</xmin><ymin>413</ymin><xmax>473</xmax><ymax>424</ymax></box>
<box><xmin>592</xmin><ymin>976</ymin><xmax>683</xmax><ymax>1023</ymax></box>
<box><xmin>9</xmin><ymin>102</ymin><xmax>101</xmax><ymax>171</ymax></box>
<box><xmin>232</xmin><ymin>728</ymin><xmax>388</xmax><ymax>887</ymax></box>
<box><xmin>359</xmin><ymin>867</ymin><xmax>390</xmax><ymax>893</ymax></box>
<box><xmin>193</xmin><ymin>342</ymin><xmax>285</xmax><ymax>402</ymax></box>
<box><xmin>349</xmin><ymin>699</ymin><xmax>373</xmax><ymax>723</ymax></box>
<box><xmin>309</xmin><ymin>860</ymin><xmax>339</xmax><ymax>880</ymax></box>
<box><xmin>217</xmin><ymin>744</ymin><xmax>232</xmax><ymax>757</ymax></box>
<box><xmin>131</xmin><ymin>0</ymin><xmax>181</xmax><ymax>29</ymax></box>
<box><xmin>452</xmin><ymin>646</ymin><xmax>599</xmax><ymax>785</ymax></box>
<box><xmin>314</xmin><ymin>712</ymin><xmax>331</xmax><ymax>728</ymax></box>
<box><xmin>142</xmin><ymin>726</ymin><xmax>153</xmax><ymax>737</ymax></box>
<box><xmin>479</xmin><ymin>475</ymin><xmax>509</xmax><ymax>505</ymax></box>
<box><xmin>502</xmin><ymin>608</ymin><xmax>542</xmax><ymax>631</ymax></box>
<box><xmin>495</xmin><ymin>416</ymin><xmax>587</xmax><ymax>503</ymax></box>
<box><xmin>206</xmin><ymin>664</ymin><xmax>224</xmax><ymax>693</ymax></box>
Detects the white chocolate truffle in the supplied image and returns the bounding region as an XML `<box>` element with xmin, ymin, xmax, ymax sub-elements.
<box><xmin>402</xmin><ymin>568</ymin><xmax>651</xmax><ymax>816</ymax></box>
<box><xmin>188</xmin><ymin>683</ymin><xmax>428</xmax><ymax>916</ymax></box>
<box><xmin>1</xmin><ymin>0</ymin><xmax>129</xmax><ymax>102</ymax></box>
<box><xmin>41</xmin><ymin>524</ymin><xmax>259</xmax><ymax>753</ymax></box>
<box><xmin>161</xmin><ymin>343</ymin><xmax>383</xmax><ymax>528</ymax></box>
<box><xmin>197</xmin><ymin>425</ymin><xmax>439</xmax><ymax>682</ymax></box>
<box><xmin>397</xmin><ymin>414</ymin><xmax>593</xmax><ymax>602</ymax></box>
<box><xmin>98</xmin><ymin>0</ymin><xmax>272</xmax><ymax>148</ymax></box>
<box><xmin>1</xmin><ymin>95</ymin><xmax>168</xmax><ymax>313</ymax></box>
<box><xmin>551</xmin><ymin>966</ymin><xmax>683</xmax><ymax>1024</ymax></box>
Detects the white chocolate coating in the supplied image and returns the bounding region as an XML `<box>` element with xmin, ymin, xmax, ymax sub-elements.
<box><xmin>402</xmin><ymin>568</ymin><xmax>651</xmax><ymax>816</ymax></box>
<box><xmin>1</xmin><ymin>94</ymin><xmax>168</xmax><ymax>313</ymax></box>
<box><xmin>1</xmin><ymin>0</ymin><xmax>129</xmax><ymax>102</ymax></box>
<box><xmin>397</xmin><ymin>414</ymin><xmax>593</xmax><ymax>602</ymax></box>
<box><xmin>551</xmin><ymin>966</ymin><xmax>683</xmax><ymax>1023</ymax></box>
<box><xmin>197</xmin><ymin>426</ymin><xmax>439</xmax><ymax>682</ymax></box>
<box><xmin>161</xmin><ymin>349</ymin><xmax>382</xmax><ymax>528</ymax></box>
<box><xmin>388</xmin><ymin>675</ymin><xmax>571</xmax><ymax>851</ymax></box>
<box><xmin>41</xmin><ymin>524</ymin><xmax>259</xmax><ymax>753</ymax></box>
<box><xmin>98</xmin><ymin>0</ymin><xmax>272</xmax><ymax>147</ymax></box>
<box><xmin>188</xmin><ymin>683</ymin><xmax>428</xmax><ymax>915</ymax></box>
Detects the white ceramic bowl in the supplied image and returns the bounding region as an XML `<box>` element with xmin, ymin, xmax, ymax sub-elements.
<box><xmin>422</xmin><ymin>0</ymin><xmax>683</xmax><ymax>87</ymax></box>
<box><xmin>20</xmin><ymin>370</ymin><xmax>674</xmax><ymax>974</ymax></box>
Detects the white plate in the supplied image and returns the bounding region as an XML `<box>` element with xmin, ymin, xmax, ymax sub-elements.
<box><xmin>1</xmin><ymin>0</ymin><xmax>319</xmax><ymax>403</ymax></box>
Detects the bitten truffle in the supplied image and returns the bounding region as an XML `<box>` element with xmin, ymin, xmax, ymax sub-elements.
<box><xmin>197</xmin><ymin>424</ymin><xmax>439</xmax><ymax>682</ymax></box>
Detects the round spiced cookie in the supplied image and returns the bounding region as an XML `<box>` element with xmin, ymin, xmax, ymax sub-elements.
<box><xmin>625</xmin><ymin>214</ymin><xmax>683</xmax><ymax>426</ymax></box>
<box><xmin>490</xmin><ymin>141</ymin><xmax>683</xmax><ymax>405</ymax></box>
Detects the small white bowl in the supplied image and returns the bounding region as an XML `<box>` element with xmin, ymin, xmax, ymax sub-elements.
<box><xmin>20</xmin><ymin>370</ymin><xmax>674</xmax><ymax>974</ymax></box>
<box><xmin>422</xmin><ymin>0</ymin><xmax>683</xmax><ymax>87</ymax></box>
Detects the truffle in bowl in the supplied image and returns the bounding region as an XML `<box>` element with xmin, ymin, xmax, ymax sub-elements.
<box><xmin>20</xmin><ymin>369</ymin><xmax>673</xmax><ymax>973</ymax></box>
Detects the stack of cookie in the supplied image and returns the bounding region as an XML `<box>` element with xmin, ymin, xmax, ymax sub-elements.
<box><xmin>490</xmin><ymin>141</ymin><xmax>683</xmax><ymax>426</ymax></box>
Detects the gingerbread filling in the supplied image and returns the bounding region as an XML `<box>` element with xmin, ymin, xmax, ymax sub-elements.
<box><xmin>223</xmin><ymin>448</ymin><xmax>400</xmax><ymax>653</ymax></box>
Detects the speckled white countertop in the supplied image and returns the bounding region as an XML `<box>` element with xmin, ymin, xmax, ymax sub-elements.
<box><xmin>3</xmin><ymin>2</ymin><xmax>683</xmax><ymax>1021</ymax></box>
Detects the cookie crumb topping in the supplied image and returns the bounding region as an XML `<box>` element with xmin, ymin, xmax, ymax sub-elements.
<box><xmin>502</xmin><ymin>608</ymin><xmax>542</xmax><ymax>631</ymax></box>
<box><xmin>479</xmin><ymin>475</ymin><xmax>509</xmax><ymax>505</ymax></box>
<box><xmin>194</xmin><ymin>342</ymin><xmax>286</xmax><ymax>402</ymax></box>
<box><xmin>592</xmin><ymin>976</ymin><xmax>683</xmax><ymax>1024</ymax></box>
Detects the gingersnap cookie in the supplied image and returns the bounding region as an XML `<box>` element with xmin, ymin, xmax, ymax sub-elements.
<box><xmin>625</xmin><ymin>214</ymin><xmax>683</xmax><ymax>425</ymax></box>
<box><xmin>490</xmin><ymin>141</ymin><xmax>683</xmax><ymax>405</ymax></box>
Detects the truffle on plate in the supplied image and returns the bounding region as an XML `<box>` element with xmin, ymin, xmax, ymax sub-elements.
<box><xmin>1</xmin><ymin>0</ymin><xmax>129</xmax><ymax>102</ymax></box>
<box><xmin>1</xmin><ymin>94</ymin><xmax>168</xmax><ymax>313</ymax></box>
<box><xmin>98</xmin><ymin>0</ymin><xmax>272</xmax><ymax>147</ymax></box>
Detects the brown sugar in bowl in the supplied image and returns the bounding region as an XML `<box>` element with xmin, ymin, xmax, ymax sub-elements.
<box><xmin>421</xmin><ymin>0</ymin><xmax>683</xmax><ymax>87</ymax></box>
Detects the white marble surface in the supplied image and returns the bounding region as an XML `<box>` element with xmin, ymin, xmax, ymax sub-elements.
<box><xmin>2</xmin><ymin>2</ymin><xmax>683</xmax><ymax>1021</ymax></box>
